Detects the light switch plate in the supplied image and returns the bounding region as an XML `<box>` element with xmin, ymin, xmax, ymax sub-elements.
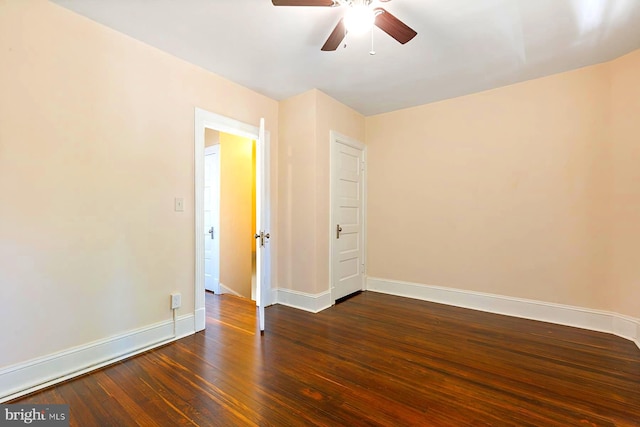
<box><xmin>174</xmin><ymin>198</ymin><xmax>184</xmax><ymax>212</ymax></box>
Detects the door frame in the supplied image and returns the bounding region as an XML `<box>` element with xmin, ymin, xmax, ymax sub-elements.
<box><xmin>203</xmin><ymin>144</ymin><xmax>221</xmax><ymax>294</ymax></box>
<box><xmin>329</xmin><ymin>131</ymin><xmax>367</xmax><ymax>305</ymax></box>
<box><xmin>194</xmin><ymin>108</ymin><xmax>271</xmax><ymax>332</ymax></box>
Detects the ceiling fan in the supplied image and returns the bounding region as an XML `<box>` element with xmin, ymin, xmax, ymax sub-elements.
<box><xmin>271</xmin><ymin>0</ymin><xmax>418</xmax><ymax>51</ymax></box>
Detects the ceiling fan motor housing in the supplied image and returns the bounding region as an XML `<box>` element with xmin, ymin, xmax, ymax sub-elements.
<box><xmin>271</xmin><ymin>0</ymin><xmax>417</xmax><ymax>51</ymax></box>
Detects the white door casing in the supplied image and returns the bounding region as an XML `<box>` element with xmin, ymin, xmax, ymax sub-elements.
<box><xmin>203</xmin><ymin>145</ymin><xmax>220</xmax><ymax>293</ymax></box>
<box><xmin>194</xmin><ymin>108</ymin><xmax>271</xmax><ymax>333</ymax></box>
<box><xmin>330</xmin><ymin>131</ymin><xmax>366</xmax><ymax>303</ymax></box>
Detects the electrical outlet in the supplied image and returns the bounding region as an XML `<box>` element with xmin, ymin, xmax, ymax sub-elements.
<box><xmin>170</xmin><ymin>293</ymin><xmax>181</xmax><ymax>310</ymax></box>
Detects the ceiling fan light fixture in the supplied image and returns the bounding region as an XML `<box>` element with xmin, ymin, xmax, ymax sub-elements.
<box><xmin>344</xmin><ymin>5</ymin><xmax>375</xmax><ymax>35</ymax></box>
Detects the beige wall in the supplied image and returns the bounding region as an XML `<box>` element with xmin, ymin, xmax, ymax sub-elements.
<box><xmin>219</xmin><ymin>133</ymin><xmax>255</xmax><ymax>299</ymax></box>
<box><xmin>278</xmin><ymin>89</ymin><xmax>365</xmax><ymax>294</ymax></box>
<box><xmin>366</xmin><ymin>63</ymin><xmax>612</xmax><ymax>311</ymax></box>
<box><xmin>278</xmin><ymin>91</ymin><xmax>317</xmax><ymax>293</ymax></box>
<box><xmin>0</xmin><ymin>0</ymin><xmax>278</xmax><ymax>368</ymax></box>
<box><xmin>609</xmin><ymin>50</ymin><xmax>640</xmax><ymax>319</ymax></box>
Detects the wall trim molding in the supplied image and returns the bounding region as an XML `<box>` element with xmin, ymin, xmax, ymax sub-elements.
<box><xmin>612</xmin><ymin>314</ymin><xmax>640</xmax><ymax>350</ymax></box>
<box><xmin>275</xmin><ymin>289</ymin><xmax>332</xmax><ymax>313</ymax></box>
<box><xmin>0</xmin><ymin>314</ymin><xmax>195</xmax><ymax>403</ymax></box>
<box><xmin>367</xmin><ymin>277</ymin><xmax>640</xmax><ymax>351</ymax></box>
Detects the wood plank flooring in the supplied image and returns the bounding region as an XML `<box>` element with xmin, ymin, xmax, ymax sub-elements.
<box><xmin>12</xmin><ymin>291</ymin><xmax>640</xmax><ymax>426</ymax></box>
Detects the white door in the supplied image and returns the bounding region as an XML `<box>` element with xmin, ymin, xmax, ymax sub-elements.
<box><xmin>204</xmin><ymin>145</ymin><xmax>220</xmax><ymax>293</ymax></box>
<box><xmin>255</xmin><ymin>118</ymin><xmax>271</xmax><ymax>332</ymax></box>
<box><xmin>331</xmin><ymin>132</ymin><xmax>366</xmax><ymax>302</ymax></box>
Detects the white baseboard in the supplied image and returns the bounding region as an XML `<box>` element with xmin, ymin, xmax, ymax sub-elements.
<box><xmin>275</xmin><ymin>289</ymin><xmax>332</xmax><ymax>313</ymax></box>
<box><xmin>612</xmin><ymin>314</ymin><xmax>640</xmax><ymax>350</ymax></box>
<box><xmin>195</xmin><ymin>307</ymin><xmax>206</xmax><ymax>332</ymax></box>
<box><xmin>367</xmin><ymin>277</ymin><xmax>640</xmax><ymax>351</ymax></box>
<box><xmin>0</xmin><ymin>313</ymin><xmax>195</xmax><ymax>403</ymax></box>
<box><xmin>219</xmin><ymin>282</ymin><xmax>243</xmax><ymax>298</ymax></box>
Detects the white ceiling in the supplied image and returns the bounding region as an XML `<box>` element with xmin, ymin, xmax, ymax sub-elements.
<box><xmin>52</xmin><ymin>0</ymin><xmax>640</xmax><ymax>116</ymax></box>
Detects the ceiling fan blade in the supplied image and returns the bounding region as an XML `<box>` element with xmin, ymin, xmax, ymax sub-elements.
<box><xmin>272</xmin><ymin>0</ymin><xmax>335</xmax><ymax>6</ymax></box>
<box><xmin>373</xmin><ymin>7</ymin><xmax>417</xmax><ymax>44</ymax></box>
<box><xmin>321</xmin><ymin>18</ymin><xmax>346</xmax><ymax>51</ymax></box>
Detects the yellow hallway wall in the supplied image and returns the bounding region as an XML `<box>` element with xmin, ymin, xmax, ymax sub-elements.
<box><xmin>0</xmin><ymin>0</ymin><xmax>278</xmax><ymax>369</ymax></box>
<box><xmin>219</xmin><ymin>133</ymin><xmax>255</xmax><ymax>299</ymax></box>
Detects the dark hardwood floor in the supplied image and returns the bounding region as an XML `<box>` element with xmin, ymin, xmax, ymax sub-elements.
<box><xmin>13</xmin><ymin>292</ymin><xmax>640</xmax><ymax>426</ymax></box>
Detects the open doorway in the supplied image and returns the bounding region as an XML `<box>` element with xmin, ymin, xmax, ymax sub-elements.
<box><xmin>204</xmin><ymin>129</ymin><xmax>257</xmax><ymax>301</ymax></box>
<box><xmin>194</xmin><ymin>108</ymin><xmax>271</xmax><ymax>333</ymax></box>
